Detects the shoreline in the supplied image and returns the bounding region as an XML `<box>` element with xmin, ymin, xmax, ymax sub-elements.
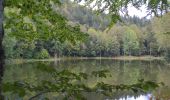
<box><xmin>6</xmin><ymin>56</ymin><xmax>165</xmax><ymax>62</ymax></box>
<box><xmin>62</xmin><ymin>56</ymin><xmax>165</xmax><ymax>61</ymax></box>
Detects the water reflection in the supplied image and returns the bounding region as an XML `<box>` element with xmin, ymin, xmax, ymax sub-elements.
<box><xmin>2</xmin><ymin>59</ymin><xmax>170</xmax><ymax>99</ymax></box>
<box><xmin>119</xmin><ymin>94</ymin><xmax>152</xmax><ymax>100</ymax></box>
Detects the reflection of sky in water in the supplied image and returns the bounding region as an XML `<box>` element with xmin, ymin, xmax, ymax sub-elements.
<box><xmin>119</xmin><ymin>94</ymin><xmax>152</xmax><ymax>100</ymax></box>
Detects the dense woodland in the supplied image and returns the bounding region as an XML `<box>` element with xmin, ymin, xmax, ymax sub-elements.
<box><xmin>3</xmin><ymin>1</ymin><xmax>170</xmax><ymax>59</ymax></box>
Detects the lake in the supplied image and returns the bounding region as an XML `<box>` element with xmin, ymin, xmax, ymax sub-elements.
<box><xmin>2</xmin><ymin>59</ymin><xmax>170</xmax><ymax>100</ymax></box>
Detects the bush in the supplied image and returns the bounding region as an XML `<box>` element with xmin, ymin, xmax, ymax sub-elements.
<box><xmin>35</xmin><ymin>49</ymin><xmax>50</xmax><ymax>59</ymax></box>
<box><xmin>91</xmin><ymin>51</ymin><xmax>96</xmax><ymax>57</ymax></box>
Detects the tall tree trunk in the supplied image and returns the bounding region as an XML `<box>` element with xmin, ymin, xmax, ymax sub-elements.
<box><xmin>0</xmin><ymin>0</ymin><xmax>4</xmax><ymax>99</ymax></box>
<box><xmin>149</xmin><ymin>45</ymin><xmax>151</xmax><ymax>56</ymax></box>
<box><xmin>0</xmin><ymin>0</ymin><xmax>4</xmax><ymax>56</ymax></box>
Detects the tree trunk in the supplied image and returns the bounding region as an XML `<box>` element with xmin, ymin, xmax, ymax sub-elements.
<box><xmin>0</xmin><ymin>0</ymin><xmax>4</xmax><ymax>99</ymax></box>
<box><xmin>149</xmin><ymin>46</ymin><xmax>151</xmax><ymax>56</ymax></box>
<box><xmin>0</xmin><ymin>0</ymin><xmax>4</xmax><ymax>55</ymax></box>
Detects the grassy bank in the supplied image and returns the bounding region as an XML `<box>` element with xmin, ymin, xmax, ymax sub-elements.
<box><xmin>112</xmin><ymin>56</ymin><xmax>164</xmax><ymax>61</ymax></box>
<box><xmin>63</xmin><ymin>56</ymin><xmax>164</xmax><ymax>61</ymax></box>
<box><xmin>5</xmin><ymin>58</ymin><xmax>61</xmax><ymax>65</ymax></box>
<box><xmin>6</xmin><ymin>56</ymin><xmax>165</xmax><ymax>64</ymax></box>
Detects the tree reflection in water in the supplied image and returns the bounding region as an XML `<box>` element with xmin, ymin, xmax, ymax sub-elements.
<box><xmin>1</xmin><ymin>63</ymin><xmax>164</xmax><ymax>100</ymax></box>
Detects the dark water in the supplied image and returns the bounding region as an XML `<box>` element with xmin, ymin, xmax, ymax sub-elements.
<box><xmin>2</xmin><ymin>59</ymin><xmax>170</xmax><ymax>100</ymax></box>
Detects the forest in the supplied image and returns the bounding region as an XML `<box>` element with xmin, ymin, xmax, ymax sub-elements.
<box><xmin>3</xmin><ymin>0</ymin><xmax>170</xmax><ymax>59</ymax></box>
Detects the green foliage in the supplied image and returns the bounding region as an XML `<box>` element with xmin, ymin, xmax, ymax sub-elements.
<box><xmin>60</xmin><ymin>1</ymin><xmax>111</xmax><ymax>30</ymax></box>
<box><xmin>34</xmin><ymin>49</ymin><xmax>50</xmax><ymax>59</ymax></box>
<box><xmin>123</xmin><ymin>28</ymin><xmax>139</xmax><ymax>55</ymax></box>
<box><xmin>3</xmin><ymin>0</ymin><xmax>90</xmax><ymax>59</ymax></box>
<box><xmin>4</xmin><ymin>0</ymin><xmax>88</xmax><ymax>44</ymax></box>
<box><xmin>92</xmin><ymin>70</ymin><xmax>111</xmax><ymax>78</ymax></box>
<box><xmin>151</xmin><ymin>12</ymin><xmax>170</xmax><ymax>58</ymax></box>
<box><xmin>74</xmin><ymin>0</ymin><xmax>169</xmax><ymax>27</ymax></box>
<box><xmin>3</xmin><ymin>0</ymin><xmax>170</xmax><ymax>58</ymax></box>
<box><xmin>3</xmin><ymin>30</ymin><xmax>17</xmax><ymax>58</ymax></box>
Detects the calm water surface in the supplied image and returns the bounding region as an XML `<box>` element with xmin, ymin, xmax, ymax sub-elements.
<box><xmin>2</xmin><ymin>59</ymin><xmax>170</xmax><ymax>100</ymax></box>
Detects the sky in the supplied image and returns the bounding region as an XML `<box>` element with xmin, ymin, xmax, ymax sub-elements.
<box><xmin>127</xmin><ymin>4</ymin><xmax>150</xmax><ymax>19</ymax></box>
<box><xmin>71</xmin><ymin>0</ymin><xmax>151</xmax><ymax>19</ymax></box>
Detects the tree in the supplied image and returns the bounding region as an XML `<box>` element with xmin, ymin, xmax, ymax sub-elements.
<box><xmin>151</xmin><ymin>12</ymin><xmax>170</xmax><ymax>58</ymax></box>
<box><xmin>0</xmin><ymin>0</ymin><xmax>169</xmax><ymax>59</ymax></box>
<box><xmin>74</xmin><ymin>0</ymin><xmax>169</xmax><ymax>27</ymax></box>
<box><xmin>0</xmin><ymin>1</ymin><xmax>4</xmax><ymax>99</ymax></box>
<box><xmin>3</xmin><ymin>32</ymin><xmax>17</xmax><ymax>58</ymax></box>
<box><xmin>123</xmin><ymin>28</ymin><xmax>139</xmax><ymax>56</ymax></box>
<box><xmin>4</xmin><ymin>0</ymin><xmax>88</xmax><ymax>44</ymax></box>
<box><xmin>0</xmin><ymin>0</ymin><xmax>4</xmax><ymax>59</ymax></box>
<box><xmin>35</xmin><ymin>48</ymin><xmax>50</xmax><ymax>59</ymax></box>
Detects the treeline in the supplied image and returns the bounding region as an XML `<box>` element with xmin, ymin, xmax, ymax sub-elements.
<box><xmin>60</xmin><ymin>0</ymin><xmax>111</xmax><ymax>31</ymax></box>
<box><xmin>62</xmin><ymin>12</ymin><xmax>170</xmax><ymax>57</ymax></box>
<box><xmin>3</xmin><ymin>1</ymin><xmax>170</xmax><ymax>59</ymax></box>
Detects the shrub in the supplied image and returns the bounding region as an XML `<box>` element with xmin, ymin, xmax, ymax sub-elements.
<box><xmin>35</xmin><ymin>49</ymin><xmax>50</xmax><ymax>59</ymax></box>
